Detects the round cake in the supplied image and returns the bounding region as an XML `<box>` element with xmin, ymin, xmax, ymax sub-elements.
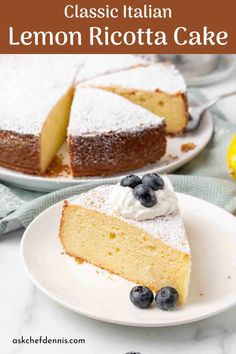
<box><xmin>0</xmin><ymin>55</ymin><xmax>188</xmax><ymax>177</ymax></box>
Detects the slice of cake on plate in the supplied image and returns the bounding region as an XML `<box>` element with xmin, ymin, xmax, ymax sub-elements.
<box><xmin>75</xmin><ymin>54</ymin><xmax>146</xmax><ymax>82</ymax></box>
<box><xmin>59</xmin><ymin>174</ymin><xmax>191</xmax><ymax>304</ymax></box>
<box><xmin>67</xmin><ymin>87</ymin><xmax>166</xmax><ymax>177</ymax></box>
<box><xmin>84</xmin><ymin>62</ymin><xmax>188</xmax><ymax>135</ymax></box>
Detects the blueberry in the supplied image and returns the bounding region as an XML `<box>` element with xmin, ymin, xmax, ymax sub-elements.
<box><xmin>133</xmin><ymin>184</ymin><xmax>157</xmax><ymax>208</ymax></box>
<box><xmin>142</xmin><ymin>173</ymin><xmax>164</xmax><ymax>191</ymax></box>
<box><xmin>155</xmin><ymin>286</ymin><xmax>179</xmax><ymax>311</ymax></box>
<box><xmin>130</xmin><ymin>286</ymin><xmax>154</xmax><ymax>309</ymax></box>
<box><xmin>120</xmin><ymin>174</ymin><xmax>142</xmax><ymax>189</ymax></box>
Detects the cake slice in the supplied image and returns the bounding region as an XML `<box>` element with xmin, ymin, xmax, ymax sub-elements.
<box><xmin>67</xmin><ymin>87</ymin><xmax>166</xmax><ymax>177</ymax></box>
<box><xmin>59</xmin><ymin>175</ymin><xmax>191</xmax><ymax>304</ymax></box>
<box><xmin>84</xmin><ymin>63</ymin><xmax>188</xmax><ymax>135</ymax></box>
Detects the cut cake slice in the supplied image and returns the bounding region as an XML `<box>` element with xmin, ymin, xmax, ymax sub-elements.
<box><xmin>67</xmin><ymin>87</ymin><xmax>166</xmax><ymax>177</ymax></box>
<box><xmin>59</xmin><ymin>179</ymin><xmax>191</xmax><ymax>304</ymax></box>
<box><xmin>84</xmin><ymin>63</ymin><xmax>188</xmax><ymax>135</ymax></box>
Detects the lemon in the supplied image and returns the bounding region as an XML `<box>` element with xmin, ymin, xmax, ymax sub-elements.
<box><xmin>227</xmin><ymin>134</ymin><xmax>236</xmax><ymax>178</ymax></box>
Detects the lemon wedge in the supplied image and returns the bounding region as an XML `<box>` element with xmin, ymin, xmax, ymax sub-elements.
<box><xmin>227</xmin><ymin>134</ymin><xmax>236</xmax><ymax>178</ymax></box>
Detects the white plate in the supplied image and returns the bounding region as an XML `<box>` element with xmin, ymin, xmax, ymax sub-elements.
<box><xmin>0</xmin><ymin>94</ymin><xmax>213</xmax><ymax>192</ymax></box>
<box><xmin>21</xmin><ymin>193</ymin><xmax>236</xmax><ymax>327</ymax></box>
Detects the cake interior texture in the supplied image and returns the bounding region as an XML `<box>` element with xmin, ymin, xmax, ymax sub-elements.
<box><xmin>60</xmin><ymin>203</ymin><xmax>191</xmax><ymax>304</ymax></box>
<box><xmin>98</xmin><ymin>86</ymin><xmax>188</xmax><ymax>135</ymax></box>
<box><xmin>40</xmin><ymin>86</ymin><xmax>75</xmax><ymax>173</ymax></box>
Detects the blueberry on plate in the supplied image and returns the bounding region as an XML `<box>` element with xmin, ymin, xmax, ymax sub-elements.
<box><xmin>130</xmin><ymin>285</ymin><xmax>154</xmax><ymax>309</ymax></box>
<box><xmin>133</xmin><ymin>184</ymin><xmax>157</xmax><ymax>208</ymax></box>
<box><xmin>155</xmin><ymin>286</ymin><xmax>179</xmax><ymax>311</ymax></box>
<box><xmin>120</xmin><ymin>174</ymin><xmax>142</xmax><ymax>189</ymax></box>
<box><xmin>142</xmin><ymin>173</ymin><xmax>164</xmax><ymax>191</ymax></box>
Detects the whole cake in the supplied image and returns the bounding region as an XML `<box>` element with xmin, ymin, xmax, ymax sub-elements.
<box><xmin>0</xmin><ymin>55</ymin><xmax>188</xmax><ymax>176</ymax></box>
<box><xmin>84</xmin><ymin>63</ymin><xmax>188</xmax><ymax>135</ymax></box>
<box><xmin>67</xmin><ymin>88</ymin><xmax>166</xmax><ymax>177</ymax></box>
<box><xmin>59</xmin><ymin>174</ymin><xmax>191</xmax><ymax>304</ymax></box>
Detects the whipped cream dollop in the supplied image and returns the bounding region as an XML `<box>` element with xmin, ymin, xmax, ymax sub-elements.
<box><xmin>108</xmin><ymin>176</ymin><xmax>178</xmax><ymax>222</ymax></box>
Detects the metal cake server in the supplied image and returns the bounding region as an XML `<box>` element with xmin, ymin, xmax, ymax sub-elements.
<box><xmin>186</xmin><ymin>90</ymin><xmax>236</xmax><ymax>131</ymax></box>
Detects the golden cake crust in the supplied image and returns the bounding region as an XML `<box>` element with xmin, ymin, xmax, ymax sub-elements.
<box><xmin>68</xmin><ymin>124</ymin><xmax>167</xmax><ymax>177</ymax></box>
<box><xmin>0</xmin><ymin>130</ymin><xmax>41</xmax><ymax>175</ymax></box>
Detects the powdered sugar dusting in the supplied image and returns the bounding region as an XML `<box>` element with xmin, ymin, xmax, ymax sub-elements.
<box><xmin>0</xmin><ymin>55</ymin><xmax>80</xmax><ymax>135</ymax></box>
<box><xmin>85</xmin><ymin>63</ymin><xmax>186</xmax><ymax>94</ymax></box>
<box><xmin>75</xmin><ymin>54</ymin><xmax>146</xmax><ymax>82</ymax></box>
<box><xmin>69</xmin><ymin>87</ymin><xmax>164</xmax><ymax>135</ymax></box>
<box><xmin>0</xmin><ymin>54</ymin><xmax>146</xmax><ymax>135</ymax></box>
<box><xmin>68</xmin><ymin>184</ymin><xmax>190</xmax><ymax>254</ymax></box>
<box><xmin>0</xmin><ymin>55</ymin><xmax>184</xmax><ymax>136</ymax></box>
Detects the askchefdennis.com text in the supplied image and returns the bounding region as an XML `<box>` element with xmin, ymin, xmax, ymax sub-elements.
<box><xmin>12</xmin><ymin>335</ymin><xmax>86</xmax><ymax>345</ymax></box>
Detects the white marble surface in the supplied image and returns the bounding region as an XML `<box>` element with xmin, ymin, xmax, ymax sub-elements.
<box><xmin>1</xmin><ymin>60</ymin><xmax>236</xmax><ymax>354</ymax></box>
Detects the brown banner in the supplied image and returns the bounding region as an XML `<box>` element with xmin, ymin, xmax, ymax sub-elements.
<box><xmin>0</xmin><ymin>0</ymin><xmax>235</xmax><ymax>53</ymax></box>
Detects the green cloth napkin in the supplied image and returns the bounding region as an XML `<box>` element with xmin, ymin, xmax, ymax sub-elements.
<box><xmin>0</xmin><ymin>90</ymin><xmax>236</xmax><ymax>235</ymax></box>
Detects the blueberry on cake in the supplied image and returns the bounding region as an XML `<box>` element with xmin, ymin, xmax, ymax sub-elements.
<box><xmin>59</xmin><ymin>174</ymin><xmax>191</xmax><ymax>304</ymax></box>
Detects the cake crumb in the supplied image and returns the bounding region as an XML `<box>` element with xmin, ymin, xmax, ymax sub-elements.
<box><xmin>44</xmin><ymin>155</ymin><xmax>70</xmax><ymax>177</ymax></box>
<box><xmin>181</xmin><ymin>143</ymin><xmax>196</xmax><ymax>153</ymax></box>
<box><xmin>168</xmin><ymin>154</ymin><xmax>178</xmax><ymax>160</ymax></box>
<box><xmin>74</xmin><ymin>257</ymin><xmax>85</xmax><ymax>265</ymax></box>
<box><xmin>199</xmin><ymin>293</ymin><xmax>204</xmax><ymax>296</ymax></box>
